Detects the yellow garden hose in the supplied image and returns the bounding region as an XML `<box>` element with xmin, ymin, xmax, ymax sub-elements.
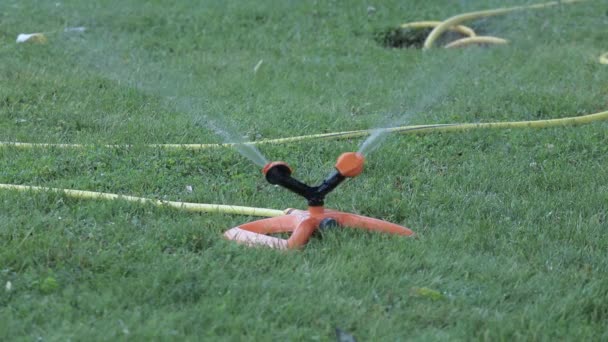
<box><xmin>397</xmin><ymin>20</ymin><xmax>509</xmax><ymax>49</ymax></box>
<box><xmin>444</xmin><ymin>36</ymin><xmax>509</xmax><ymax>49</ymax></box>
<box><xmin>2</xmin><ymin>111</ymin><xmax>606</xmax><ymax>218</ymax></box>
<box><xmin>398</xmin><ymin>0</ymin><xmax>604</xmax><ymax>60</ymax></box>
<box><xmin>400</xmin><ymin>1</ymin><xmax>604</xmax><ymax>59</ymax></box>
<box><xmin>2</xmin><ymin>110</ymin><xmax>607</xmax><ymax>150</ymax></box>
<box><xmin>2</xmin><ymin>110</ymin><xmax>606</xmax><ymax>218</ymax></box>
<box><xmin>422</xmin><ymin>0</ymin><xmax>587</xmax><ymax>49</ymax></box>
<box><xmin>400</xmin><ymin>21</ymin><xmax>476</xmax><ymax>37</ymax></box>
<box><xmin>0</xmin><ymin>183</ymin><xmax>283</xmax><ymax>217</ymax></box>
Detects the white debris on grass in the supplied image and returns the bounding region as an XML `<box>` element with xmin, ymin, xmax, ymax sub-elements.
<box><xmin>253</xmin><ymin>59</ymin><xmax>263</xmax><ymax>73</ymax></box>
<box><xmin>16</xmin><ymin>27</ymin><xmax>86</xmax><ymax>44</ymax></box>
<box><xmin>16</xmin><ymin>33</ymin><xmax>47</xmax><ymax>44</ymax></box>
<box><xmin>118</xmin><ymin>319</ymin><xmax>130</xmax><ymax>335</ymax></box>
<box><xmin>64</xmin><ymin>26</ymin><xmax>86</xmax><ymax>33</ymax></box>
<box><xmin>5</xmin><ymin>281</ymin><xmax>11</xmax><ymax>292</ymax></box>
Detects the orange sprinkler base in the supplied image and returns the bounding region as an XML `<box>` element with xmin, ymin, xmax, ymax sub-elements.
<box><xmin>224</xmin><ymin>206</ymin><xmax>414</xmax><ymax>250</ymax></box>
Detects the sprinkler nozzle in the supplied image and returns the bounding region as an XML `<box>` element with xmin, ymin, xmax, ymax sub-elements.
<box><xmin>335</xmin><ymin>152</ymin><xmax>365</xmax><ymax>177</ymax></box>
<box><xmin>263</xmin><ymin>161</ymin><xmax>292</xmax><ymax>184</ymax></box>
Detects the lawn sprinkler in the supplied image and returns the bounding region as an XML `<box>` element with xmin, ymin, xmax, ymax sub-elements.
<box><xmin>224</xmin><ymin>152</ymin><xmax>415</xmax><ymax>249</ymax></box>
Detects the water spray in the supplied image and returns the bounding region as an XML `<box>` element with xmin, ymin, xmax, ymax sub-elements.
<box><xmin>223</xmin><ymin>152</ymin><xmax>414</xmax><ymax>249</ymax></box>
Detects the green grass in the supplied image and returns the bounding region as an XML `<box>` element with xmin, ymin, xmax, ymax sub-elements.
<box><xmin>1</xmin><ymin>0</ymin><xmax>608</xmax><ymax>340</ymax></box>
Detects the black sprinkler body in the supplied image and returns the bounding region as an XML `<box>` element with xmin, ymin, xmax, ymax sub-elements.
<box><xmin>263</xmin><ymin>161</ymin><xmax>346</xmax><ymax>206</ymax></box>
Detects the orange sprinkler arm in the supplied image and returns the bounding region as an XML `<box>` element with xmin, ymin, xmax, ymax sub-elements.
<box><xmin>224</xmin><ymin>207</ymin><xmax>414</xmax><ymax>250</ymax></box>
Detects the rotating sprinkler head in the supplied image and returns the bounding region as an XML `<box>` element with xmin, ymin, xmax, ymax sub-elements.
<box><xmin>224</xmin><ymin>152</ymin><xmax>414</xmax><ymax>249</ymax></box>
<box><xmin>262</xmin><ymin>152</ymin><xmax>365</xmax><ymax>206</ymax></box>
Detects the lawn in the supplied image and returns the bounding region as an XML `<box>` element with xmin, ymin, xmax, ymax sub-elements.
<box><xmin>1</xmin><ymin>0</ymin><xmax>607</xmax><ymax>340</ymax></box>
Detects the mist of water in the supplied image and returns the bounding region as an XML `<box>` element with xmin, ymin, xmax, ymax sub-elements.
<box><xmin>356</xmin><ymin>48</ymin><xmax>492</xmax><ymax>157</ymax></box>
<box><xmin>197</xmin><ymin>114</ymin><xmax>268</xmax><ymax>167</ymax></box>
<box><xmin>59</xmin><ymin>27</ymin><xmax>270</xmax><ymax>168</ymax></box>
<box><xmin>354</xmin><ymin>0</ymin><xmax>551</xmax><ymax>158</ymax></box>
<box><xmin>357</xmin><ymin>128</ymin><xmax>388</xmax><ymax>156</ymax></box>
<box><xmin>53</xmin><ymin>2</ymin><xmax>541</xmax><ymax>165</ymax></box>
